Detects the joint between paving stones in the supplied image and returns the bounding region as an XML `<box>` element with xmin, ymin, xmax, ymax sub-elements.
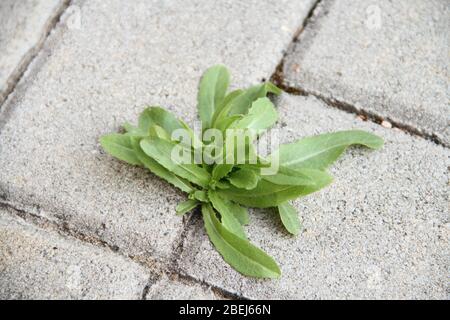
<box><xmin>0</xmin><ymin>200</ymin><xmax>163</xmax><ymax>271</ymax></box>
<box><xmin>0</xmin><ymin>200</ymin><xmax>120</xmax><ymax>252</ymax></box>
<box><xmin>139</xmin><ymin>270</ymin><xmax>244</xmax><ymax>300</ymax></box>
<box><xmin>169</xmin><ymin>209</ymin><xmax>201</xmax><ymax>271</ymax></box>
<box><xmin>271</xmin><ymin>0</ymin><xmax>322</xmax><ymax>88</ymax></box>
<box><xmin>174</xmin><ymin>272</ymin><xmax>246</xmax><ymax>300</ymax></box>
<box><xmin>139</xmin><ymin>273</ymin><xmax>160</xmax><ymax>300</ymax></box>
<box><xmin>165</xmin><ymin>211</ymin><xmax>247</xmax><ymax>300</ymax></box>
<box><xmin>276</xmin><ymin>82</ymin><xmax>447</xmax><ymax>148</ymax></box>
<box><xmin>0</xmin><ymin>199</ymin><xmax>244</xmax><ymax>300</ymax></box>
<box><xmin>270</xmin><ymin>0</ymin><xmax>448</xmax><ymax>149</ymax></box>
<box><xmin>0</xmin><ymin>0</ymin><xmax>72</xmax><ymax>108</ymax></box>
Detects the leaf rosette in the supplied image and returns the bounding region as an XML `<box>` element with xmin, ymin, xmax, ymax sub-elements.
<box><xmin>100</xmin><ymin>65</ymin><xmax>383</xmax><ymax>278</ymax></box>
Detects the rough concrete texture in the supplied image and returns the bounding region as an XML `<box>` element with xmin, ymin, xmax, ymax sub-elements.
<box><xmin>146</xmin><ymin>275</ymin><xmax>219</xmax><ymax>300</ymax></box>
<box><xmin>283</xmin><ymin>0</ymin><xmax>450</xmax><ymax>145</ymax></box>
<box><xmin>179</xmin><ymin>93</ymin><xmax>449</xmax><ymax>299</ymax></box>
<box><xmin>0</xmin><ymin>0</ymin><xmax>315</xmax><ymax>262</ymax></box>
<box><xmin>0</xmin><ymin>208</ymin><xmax>149</xmax><ymax>299</ymax></box>
<box><xmin>0</xmin><ymin>0</ymin><xmax>68</xmax><ymax>104</ymax></box>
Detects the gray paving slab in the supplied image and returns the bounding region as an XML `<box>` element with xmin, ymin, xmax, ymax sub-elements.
<box><xmin>179</xmin><ymin>93</ymin><xmax>449</xmax><ymax>299</ymax></box>
<box><xmin>0</xmin><ymin>0</ymin><xmax>315</xmax><ymax>263</ymax></box>
<box><xmin>0</xmin><ymin>0</ymin><xmax>67</xmax><ymax>105</ymax></box>
<box><xmin>0</xmin><ymin>208</ymin><xmax>149</xmax><ymax>300</ymax></box>
<box><xmin>146</xmin><ymin>274</ymin><xmax>219</xmax><ymax>300</ymax></box>
<box><xmin>283</xmin><ymin>0</ymin><xmax>450</xmax><ymax>145</ymax></box>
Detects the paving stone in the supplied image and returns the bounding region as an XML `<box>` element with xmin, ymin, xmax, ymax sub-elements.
<box><xmin>0</xmin><ymin>0</ymin><xmax>67</xmax><ymax>105</ymax></box>
<box><xmin>283</xmin><ymin>0</ymin><xmax>450</xmax><ymax>145</ymax></box>
<box><xmin>0</xmin><ymin>0</ymin><xmax>315</xmax><ymax>262</ymax></box>
<box><xmin>0</xmin><ymin>208</ymin><xmax>149</xmax><ymax>299</ymax></box>
<box><xmin>179</xmin><ymin>93</ymin><xmax>449</xmax><ymax>299</ymax></box>
<box><xmin>146</xmin><ymin>274</ymin><xmax>219</xmax><ymax>300</ymax></box>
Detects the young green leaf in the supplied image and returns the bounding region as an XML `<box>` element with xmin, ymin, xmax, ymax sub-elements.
<box><xmin>100</xmin><ymin>133</ymin><xmax>142</xmax><ymax>166</ymax></box>
<box><xmin>213</xmin><ymin>82</ymin><xmax>281</xmax><ymax>126</ymax></box>
<box><xmin>212</xmin><ymin>89</ymin><xmax>243</xmax><ymax>126</ymax></box>
<box><xmin>179</xmin><ymin>119</ymin><xmax>203</xmax><ymax>149</ymax></box>
<box><xmin>231</xmin><ymin>97</ymin><xmax>278</xmax><ymax>133</ymax></box>
<box><xmin>176</xmin><ymin>199</ymin><xmax>199</xmax><ymax>216</ymax></box>
<box><xmin>212</xmin><ymin>164</ymin><xmax>234</xmax><ymax>182</ymax></box>
<box><xmin>123</xmin><ymin>122</ymin><xmax>137</xmax><ymax>132</ymax></box>
<box><xmin>278</xmin><ymin>202</ymin><xmax>301</xmax><ymax>236</ymax></box>
<box><xmin>139</xmin><ymin>106</ymin><xmax>184</xmax><ymax>135</ymax></box>
<box><xmin>227</xmin><ymin>168</ymin><xmax>259</xmax><ymax>190</ymax></box>
<box><xmin>215</xmin><ymin>114</ymin><xmax>242</xmax><ymax>132</ymax></box>
<box><xmin>190</xmin><ymin>190</ymin><xmax>208</xmax><ymax>202</ymax></box>
<box><xmin>263</xmin><ymin>166</ymin><xmax>322</xmax><ymax>186</ymax></box>
<box><xmin>228</xmin><ymin>82</ymin><xmax>281</xmax><ymax>116</ymax></box>
<box><xmin>140</xmin><ymin>137</ymin><xmax>211</xmax><ymax>188</ymax></box>
<box><xmin>149</xmin><ymin>125</ymin><xmax>171</xmax><ymax>140</ymax></box>
<box><xmin>197</xmin><ymin>65</ymin><xmax>230</xmax><ymax>129</ymax></box>
<box><xmin>208</xmin><ymin>190</ymin><xmax>247</xmax><ymax>239</ymax></box>
<box><xmin>228</xmin><ymin>201</ymin><xmax>249</xmax><ymax>225</ymax></box>
<box><xmin>272</xmin><ymin>130</ymin><xmax>384</xmax><ymax>170</ymax></box>
<box><xmin>214</xmin><ymin>180</ymin><xmax>232</xmax><ymax>190</ymax></box>
<box><xmin>220</xmin><ymin>171</ymin><xmax>333</xmax><ymax>208</ymax></box>
<box><xmin>123</xmin><ymin>123</ymin><xmax>148</xmax><ymax>137</ymax></box>
<box><xmin>130</xmin><ymin>138</ymin><xmax>194</xmax><ymax>193</ymax></box>
<box><xmin>265</xmin><ymin>81</ymin><xmax>282</xmax><ymax>95</ymax></box>
<box><xmin>201</xmin><ymin>204</ymin><xmax>281</xmax><ymax>278</ymax></box>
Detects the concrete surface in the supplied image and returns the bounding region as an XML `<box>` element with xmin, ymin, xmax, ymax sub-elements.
<box><xmin>179</xmin><ymin>94</ymin><xmax>449</xmax><ymax>299</ymax></box>
<box><xmin>0</xmin><ymin>0</ymin><xmax>448</xmax><ymax>300</ymax></box>
<box><xmin>283</xmin><ymin>0</ymin><xmax>450</xmax><ymax>145</ymax></box>
<box><xmin>0</xmin><ymin>0</ymin><xmax>67</xmax><ymax>104</ymax></box>
<box><xmin>0</xmin><ymin>0</ymin><xmax>315</xmax><ymax>263</ymax></box>
<box><xmin>146</xmin><ymin>275</ymin><xmax>219</xmax><ymax>300</ymax></box>
<box><xmin>0</xmin><ymin>208</ymin><xmax>149</xmax><ymax>300</ymax></box>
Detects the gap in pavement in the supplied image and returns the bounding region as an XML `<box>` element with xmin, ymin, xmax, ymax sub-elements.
<box><xmin>0</xmin><ymin>199</ymin><xmax>241</xmax><ymax>300</ymax></box>
<box><xmin>270</xmin><ymin>0</ymin><xmax>447</xmax><ymax>148</ymax></box>
<box><xmin>0</xmin><ymin>0</ymin><xmax>72</xmax><ymax>108</ymax></box>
